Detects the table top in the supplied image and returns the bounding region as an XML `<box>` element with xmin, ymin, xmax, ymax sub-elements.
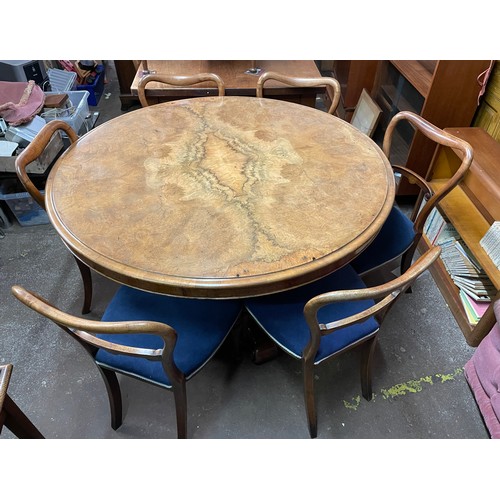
<box><xmin>46</xmin><ymin>96</ymin><xmax>395</xmax><ymax>298</ymax></box>
<box><xmin>130</xmin><ymin>60</ymin><xmax>323</xmax><ymax>97</ymax></box>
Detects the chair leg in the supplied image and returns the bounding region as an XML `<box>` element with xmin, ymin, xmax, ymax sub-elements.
<box><xmin>73</xmin><ymin>255</ymin><xmax>93</xmax><ymax>314</ymax></box>
<box><xmin>302</xmin><ymin>359</ymin><xmax>317</xmax><ymax>438</ymax></box>
<box><xmin>1</xmin><ymin>395</ymin><xmax>44</xmax><ymax>438</ymax></box>
<box><xmin>400</xmin><ymin>246</ymin><xmax>417</xmax><ymax>294</ymax></box>
<box><xmin>360</xmin><ymin>337</ymin><xmax>377</xmax><ymax>401</ymax></box>
<box><xmin>99</xmin><ymin>367</ymin><xmax>123</xmax><ymax>430</ymax></box>
<box><xmin>172</xmin><ymin>379</ymin><xmax>187</xmax><ymax>439</ymax></box>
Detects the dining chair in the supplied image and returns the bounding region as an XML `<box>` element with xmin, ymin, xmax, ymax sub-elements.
<box><xmin>244</xmin><ymin>246</ymin><xmax>441</xmax><ymax>438</ymax></box>
<box><xmin>0</xmin><ymin>363</ymin><xmax>44</xmax><ymax>438</ymax></box>
<box><xmin>15</xmin><ymin>120</ymin><xmax>93</xmax><ymax>315</ymax></box>
<box><xmin>350</xmin><ymin>110</ymin><xmax>474</xmax><ymax>280</ymax></box>
<box><xmin>255</xmin><ymin>71</ymin><xmax>341</xmax><ymax>115</ymax></box>
<box><xmin>11</xmin><ymin>284</ymin><xmax>243</xmax><ymax>438</ymax></box>
<box><xmin>137</xmin><ymin>73</ymin><xmax>226</xmax><ymax>107</ymax></box>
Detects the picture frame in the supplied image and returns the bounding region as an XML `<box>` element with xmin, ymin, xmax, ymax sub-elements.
<box><xmin>350</xmin><ymin>88</ymin><xmax>382</xmax><ymax>137</ymax></box>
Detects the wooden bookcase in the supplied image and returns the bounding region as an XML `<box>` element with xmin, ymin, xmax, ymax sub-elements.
<box><xmin>418</xmin><ymin>127</ymin><xmax>500</xmax><ymax>347</ymax></box>
<box><xmin>372</xmin><ymin>60</ymin><xmax>491</xmax><ymax>195</ymax></box>
<box><xmin>330</xmin><ymin>61</ymin><xmax>379</xmax><ymax>121</ymax></box>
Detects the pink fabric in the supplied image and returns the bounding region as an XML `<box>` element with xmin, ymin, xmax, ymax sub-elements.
<box><xmin>464</xmin><ymin>318</ymin><xmax>500</xmax><ymax>438</ymax></box>
<box><xmin>0</xmin><ymin>80</ymin><xmax>45</xmax><ymax>126</ymax></box>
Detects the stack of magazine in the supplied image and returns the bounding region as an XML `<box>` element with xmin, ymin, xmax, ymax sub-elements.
<box><xmin>424</xmin><ymin>208</ymin><xmax>495</xmax><ymax>325</ymax></box>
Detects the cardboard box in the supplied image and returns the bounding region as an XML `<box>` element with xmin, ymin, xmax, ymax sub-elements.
<box><xmin>0</xmin><ymin>132</ymin><xmax>63</xmax><ymax>174</ymax></box>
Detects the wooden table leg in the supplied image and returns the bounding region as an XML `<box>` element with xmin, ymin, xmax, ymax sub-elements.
<box><xmin>1</xmin><ymin>395</ymin><xmax>44</xmax><ymax>439</ymax></box>
<box><xmin>247</xmin><ymin>318</ymin><xmax>281</xmax><ymax>365</ymax></box>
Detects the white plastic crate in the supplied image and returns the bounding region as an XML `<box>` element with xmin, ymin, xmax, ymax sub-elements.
<box><xmin>42</xmin><ymin>90</ymin><xmax>90</xmax><ymax>135</ymax></box>
<box><xmin>47</xmin><ymin>68</ymin><xmax>77</xmax><ymax>92</ymax></box>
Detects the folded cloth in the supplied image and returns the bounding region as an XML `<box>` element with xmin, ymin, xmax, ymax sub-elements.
<box><xmin>0</xmin><ymin>80</ymin><xmax>45</xmax><ymax>126</ymax></box>
<box><xmin>463</xmin><ymin>300</ymin><xmax>500</xmax><ymax>438</ymax></box>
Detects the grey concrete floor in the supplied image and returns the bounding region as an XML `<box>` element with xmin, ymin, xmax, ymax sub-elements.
<box><xmin>0</xmin><ymin>62</ymin><xmax>490</xmax><ymax>440</ymax></box>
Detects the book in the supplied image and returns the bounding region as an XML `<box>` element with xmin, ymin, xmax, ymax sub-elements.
<box><xmin>454</xmin><ymin>281</ymin><xmax>493</xmax><ymax>302</ymax></box>
<box><xmin>423</xmin><ymin>207</ymin><xmax>437</xmax><ymax>235</ymax></box>
<box><xmin>459</xmin><ymin>289</ymin><xmax>490</xmax><ymax>325</ymax></box>
<box><xmin>439</xmin><ymin>238</ymin><xmax>495</xmax><ymax>302</ymax></box>
<box><xmin>425</xmin><ymin>209</ymin><xmax>446</xmax><ymax>243</ymax></box>
<box><xmin>435</xmin><ymin>222</ymin><xmax>459</xmax><ymax>245</ymax></box>
<box><xmin>480</xmin><ymin>221</ymin><xmax>500</xmax><ymax>270</ymax></box>
<box><xmin>455</xmin><ymin>240</ymin><xmax>482</xmax><ymax>272</ymax></box>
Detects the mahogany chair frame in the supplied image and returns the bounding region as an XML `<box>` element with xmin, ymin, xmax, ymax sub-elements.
<box><xmin>11</xmin><ymin>285</ymin><xmax>193</xmax><ymax>438</ymax></box>
<box><xmin>256</xmin><ymin>71</ymin><xmax>341</xmax><ymax>115</ymax></box>
<box><xmin>0</xmin><ymin>363</ymin><xmax>44</xmax><ymax>438</ymax></box>
<box><xmin>363</xmin><ymin>110</ymin><xmax>474</xmax><ymax>279</ymax></box>
<box><xmin>294</xmin><ymin>247</ymin><xmax>440</xmax><ymax>438</ymax></box>
<box><xmin>137</xmin><ymin>73</ymin><xmax>226</xmax><ymax>107</ymax></box>
<box><xmin>15</xmin><ymin>120</ymin><xmax>93</xmax><ymax>314</ymax></box>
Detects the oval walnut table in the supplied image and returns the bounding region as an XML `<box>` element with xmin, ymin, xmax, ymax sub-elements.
<box><xmin>45</xmin><ymin>96</ymin><xmax>395</xmax><ymax>299</ymax></box>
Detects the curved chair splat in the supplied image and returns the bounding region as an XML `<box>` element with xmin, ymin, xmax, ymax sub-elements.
<box><xmin>137</xmin><ymin>73</ymin><xmax>225</xmax><ymax>107</ymax></box>
<box><xmin>256</xmin><ymin>70</ymin><xmax>341</xmax><ymax>115</ymax></box>
<box><xmin>15</xmin><ymin>120</ymin><xmax>93</xmax><ymax>314</ymax></box>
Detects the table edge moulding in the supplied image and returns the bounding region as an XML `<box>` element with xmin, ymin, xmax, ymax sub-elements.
<box><xmin>45</xmin><ymin>96</ymin><xmax>395</xmax><ymax>299</ymax></box>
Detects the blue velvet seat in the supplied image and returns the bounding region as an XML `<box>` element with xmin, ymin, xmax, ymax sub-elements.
<box><xmin>351</xmin><ymin>205</ymin><xmax>415</xmax><ymax>275</ymax></box>
<box><xmin>11</xmin><ymin>284</ymin><xmax>243</xmax><ymax>438</ymax></box>
<box><xmin>97</xmin><ymin>286</ymin><xmax>242</xmax><ymax>388</ymax></box>
<box><xmin>245</xmin><ymin>265</ymin><xmax>379</xmax><ymax>364</ymax></box>
<box><xmin>244</xmin><ymin>247</ymin><xmax>442</xmax><ymax>438</ymax></box>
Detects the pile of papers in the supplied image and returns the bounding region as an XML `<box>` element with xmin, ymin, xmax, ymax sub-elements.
<box><xmin>459</xmin><ymin>290</ymin><xmax>489</xmax><ymax>326</ymax></box>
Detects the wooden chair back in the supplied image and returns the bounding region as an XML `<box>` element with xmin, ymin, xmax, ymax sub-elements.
<box><xmin>14</xmin><ymin>120</ymin><xmax>93</xmax><ymax>314</ymax></box>
<box><xmin>383</xmin><ymin>110</ymin><xmax>474</xmax><ymax>236</ymax></box>
<box><xmin>256</xmin><ymin>71</ymin><xmax>341</xmax><ymax>114</ymax></box>
<box><xmin>303</xmin><ymin>246</ymin><xmax>441</xmax><ymax>365</ymax></box>
<box><xmin>286</xmin><ymin>246</ymin><xmax>440</xmax><ymax>437</ymax></box>
<box><xmin>11</xmin><ymin>285</ymin><xmax>183</xmax><ymax>387</ymax></box>
<box><xmin>137</xmin><ymin>73</ymin><xmax>226</xmax><ymax>107</ymax></box>
<box><xmin>11</xmin><ymin>284</ymin><xmax>190</xmax><ymax>437</ymax></box>
<box><xmin>15</xmin><ymin>120</ymin><xmax>78</xmax><ymax>209</ymax></box>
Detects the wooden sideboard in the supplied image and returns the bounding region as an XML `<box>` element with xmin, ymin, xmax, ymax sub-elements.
<box><xmin>130</xmin><ymin>60</ymin><xmax>323</xmax><ymax>108</ymax></box>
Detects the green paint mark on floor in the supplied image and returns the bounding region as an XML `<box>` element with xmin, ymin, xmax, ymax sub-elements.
<box><xmin>343</xmin><ymin>395</ymin><xmax>361</xmax><ymax>411</ymax></box>
<box><xmin>380</xmin><ymin>375</ymin><xmax>434</xmax><ymax>399</ymax></box>
<box><xmin>342</xmin><ymin>368</ymin><xmax>465</xmax><ymax>410</ymax></box>
<box><xmin>435</xmin><ymin>367</ymin><xmax>463</xmax><ymax>383</ymax></box>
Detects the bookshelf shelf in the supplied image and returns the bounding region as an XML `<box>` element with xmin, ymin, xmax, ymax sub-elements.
<box><xmin>429</xmin><ymin>181</ymin><xmax>499</xmax><ymax>288</ymax></box>
<box><xmin>391</xmin><ymin>60</ymin><xmax>434</xmax><ymax>98</ymax></box>
<box><xmin>418</xmin><ymin>128</ymin><xmax>500</xmax><ymax>347</ymax></box>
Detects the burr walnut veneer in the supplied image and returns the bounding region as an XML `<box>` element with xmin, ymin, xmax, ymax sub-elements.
<box><xmin>45</xmin><ymin>96</ymin><xmax>395</xmax><ymax>299</ymax></box>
